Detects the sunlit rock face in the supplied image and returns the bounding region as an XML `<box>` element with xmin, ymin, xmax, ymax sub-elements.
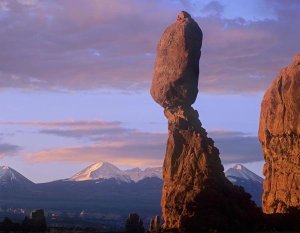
<box><xmin>259</xmin><ymin>54</ymin><xmax>300</xmax><ymax>214</ymax></box>
<box><xmin>150</xmin><ymin>11</ymin><xmax>202</xmax><ymax>109</ymax></box>
<box><xmin>151</xmin><ymin>11</ymin><xmax>260</xmax><ymax>232</ymax></box>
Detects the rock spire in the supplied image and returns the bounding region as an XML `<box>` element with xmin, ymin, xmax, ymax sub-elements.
<box><xmin>151</xmin><ymin>11</ymin><xmax>259</xmax><ymax>232</ymax></box>
<box><xmin>259</xmin><ymin>54</ymin><xmax>300</xmax><ymax>214</ymax></box>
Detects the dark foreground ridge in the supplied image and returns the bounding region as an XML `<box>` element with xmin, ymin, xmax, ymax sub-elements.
<box><xmin>0</xmin><ymin>209</ymin><xmax>46</xmax><ymax>232</ymax></box>
<box><xmin>2</xmin><ymin>210</ymin><xmax>300</xmax><ymax>233</ymax></box>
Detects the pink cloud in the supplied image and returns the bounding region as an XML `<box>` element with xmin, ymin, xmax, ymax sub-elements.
<box><xmin>27</xmin><ymin>132</ymin><xmax>166</xmax><ymax>167</ymax></box>
<box><xmin>0</xmin><ymin>0</ymin><xmax>299</xmax><ymax>93</ymax></box>
<box><xmin>0</xmin><ymin>120</ymin><xmax>121</xmax><ymax>129</ymax></box>
<box><xmin>10</xmin><ymin>119</ymin><xmax>263</xmax><ymax>165</ymax></box>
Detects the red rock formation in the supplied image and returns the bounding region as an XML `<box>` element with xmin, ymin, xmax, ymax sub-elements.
<box><xmin>150</xmin><ymin>11</ymin><xmax>202</xmax><ymax>109</ymax></box>
<box><xmin>259</xmin><ymin>54</ymin><xmax>300</xmax><ymax>214</ymax></box>
<box><xmin>151</xmin><ymin>11</ymin><xmax>259</xmax><ymax>232</ymax></box>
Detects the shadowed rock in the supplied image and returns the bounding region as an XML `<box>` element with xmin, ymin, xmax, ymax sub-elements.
<box><xmin>259</xmin><ymin>54</ymin><xmax>300</xmax><ymax>214</ymax></box>
<box><xmin>149</xmin><ymin>215</ymin><xmax>161</xmax><ymax>233</ymax></box>
<box><xmin>125</xmin><ymin>213</ymin><xmax>145</xmax><ymax>233</ymax></box>
<box><xmin>151</xmin><ymin>11</ymin><xmax>260</xmax><ymax>232</ymax></box>
<box><xmin>22</xmin><ymin>209</ymin><xmax>47</xmax><ymax>231</ymax></box>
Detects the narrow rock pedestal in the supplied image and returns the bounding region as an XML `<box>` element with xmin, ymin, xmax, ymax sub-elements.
<box><xmin>161</xmin><ymin>106</ymin><xmax>259</xmax><ymax>232</ymax></box>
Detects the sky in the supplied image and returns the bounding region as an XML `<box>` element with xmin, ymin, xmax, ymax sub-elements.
<box><xmin>0</xmin><ymin>0</ymin><xmax>299</xmax><ymax>183</ymax></box>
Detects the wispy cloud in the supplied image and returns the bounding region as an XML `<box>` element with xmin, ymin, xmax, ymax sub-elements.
<box><xmin>200</xmin><ymin>1</ymin><xmax>224</xmax><ymax>17</ymax></box>
<box><xmin>28</xmin><ymin>131</ymin><xmax>167</xmax><ymax>167</ymax></box>
<box><xmin>1</xmin><ymin>120</ymin><xmax>133</xmax><ymax>140</ymax></box>
<box><xmin>1</xmin><ymin>120</ymin><xmax>121</xmax><ymax>129</ymax></box>
<box><xmin>0</xmin><ymin>142</ymin><xmax>20</xmax><ymax>158</ymax></box>
<box><xmin>0</xmin><ymin>0</ymin><xmax>299</xmax><ymax>93</ymax></box>
<box><xmin>15</xmin><ymin>120</ymin><xmax>262</xmax><ymax>165</ymax></box>
<box><xmin>209</xmin><ymin>130</ymin><xmax>263</xmax><ymax>163</ymax></box>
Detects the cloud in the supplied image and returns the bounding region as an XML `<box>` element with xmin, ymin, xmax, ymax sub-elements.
<box><xmin>0</xmin><ymin>0</ymin><xmax>299</xmax><ymax>93</ymax></box>
<box><xmin>0</xmin><ymin>143</ymin><xmax>20</xmax><ymax>158</ymax></box>
<box><xmin>0</xmin><ymin>0</ymin><xmax>175</xmax><ymax>90</ymax></box>
<box><xmin>1</xmin><ymin>120</ymin><xmax>121</xmax><ymax>129</ymax></box>
<box><xmin>208</xmin><ymin>129</ymin><xmax>249</xmax><ymax>138</ymax></box>
<box><xmin>28</xmin><ymin>131</ymin><xmax>167</xmax><ymax>167</ymax></box>
<box><xmin>16</xmin><ymin>0</ymin><xmax>39</xmax><ymax>6</ymax></box>
<box><xmin>1</xmin><ymin>120</ymin><xmax>133</xmax><ymax>140</ymax></box>
<box><xmin>209</xmin><ymin>130</ymin><xmax>263</xmax><ymax>163</ymax></box>
<box><xmin>38</xmin><ymin>128</ymin><xmax>131</xmax><ymax>139</ymax></box>
<box><xmin>19</xmin><ymin>120</ymin><xmax>262</xmax><ymax>165</ymax></box>
<box><xmin>201</xmin><ymin>1</ymin><xmax>224</xmax><ymax>16</ymax></box>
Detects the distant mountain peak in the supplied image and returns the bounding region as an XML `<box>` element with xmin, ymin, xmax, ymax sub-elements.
<box><xmin>0</xmin><ymin>166</ymin><xmax>17</xmax><ymax>180</ymax></box>
<box><xmin>126</xmin><ymin>167</ymin><xmax>142</xmax><ymax>172</ymax></box>
<box><xmin>70</xmin><ymin>161</ymin><xmax>128</xmax><ymax>182</ymax></box>
<box><xmin>70</xmin><ymin>162</ymin><xmax>162</xmax><ymax>182</ymax></box>
<box><xmin>225</xmin><ymin>164</ymin><xmax>263</xmax><ymax>184</ymax></box>
<box><xmin>233</xmin><ymin>164</ymin><xmax>244</xmax><ymax>170</ymax></box>
<box><xmin>0</xmin><ymin>166</ymin><xmax>34</xmax><ymax>186</ymax></box>
<box><xmin>225</xmin><ymin>164</ymin><xmax>263</xmax><ymax>206</ymax></box>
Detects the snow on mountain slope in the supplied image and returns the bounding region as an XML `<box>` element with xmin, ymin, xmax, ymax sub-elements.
<box><xmin>70</xmin><ymin>162</ymin><xmax>162</xmax><ymax>182</ymax></box>
<box><xmin>143</xmin><ymin>167</ymin><xmax>162</xmax><ymax>179</ymax></box>
<box><xmin>123</xmin><ymin>167</ymin><xmax>143</xmax><ymax>182</ymax></box>
<box><xmin>0</xmin><ymin>166</ymin><xmax>34</xmax><ymax>187</ymax></box>
<box><xmin>70</xmin><ymin>162</ymin><xmax>131</xmax><ymax>182</ymax></box>
<box><xmin>225</xmin><ymin>164</ymin><xmax>263</xmax><ymax>184</ymax></box>
<box><xmin>225</xmin><ymin>164</ymin><xmax>263</xmax><ymax>206</ymax></box>
<box><xmin>123</xmin><ymin>166</ymin><xmax>162</xmax><ymax>182</ymax></box>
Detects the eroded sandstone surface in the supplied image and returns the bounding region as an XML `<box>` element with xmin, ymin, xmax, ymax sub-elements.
<box><xmin>259</xmin><ymin>54</ymin><xmax>300</xmax><ymax>214</ymax></box>
<box><xmin>150</xmin><ymin>11</ymin><xmax>202</xmax><ymax>109</ymax></box>
<box><xmin>151</xmin><ymin>11</ymin><xmax>259</xmax><ymax>232</ymax></box>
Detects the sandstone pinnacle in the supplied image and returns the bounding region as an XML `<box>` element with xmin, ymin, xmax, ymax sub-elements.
<box><xmin>151</xmin><ymin>11</ymin><xmax>260</xmax><ymax>232</ymax></box>
<box><xmin>259</xmin><ymin>55</ymin><xmax>300</xmax><ymax>214</ymax></box>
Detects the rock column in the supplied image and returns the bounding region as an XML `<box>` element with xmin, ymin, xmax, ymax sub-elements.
<box><xmin>151</xmin><ymin>11</ymin><xmax>259</xmax><ymax>232</ymax></box>
<box><xmin>259</xmin><ymin>55</ymin><xmax>300</xmax><ymax>214</ymax></box>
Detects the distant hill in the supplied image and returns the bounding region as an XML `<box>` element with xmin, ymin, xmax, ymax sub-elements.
<box><xmin>0</xmin><ymin>163</ymin><xmax>162</xmax><ymax>228</ymax></box>
<box><xmin>0</xmin><ymin>162</ymin><xmax>263</xmax><ymax>228</ymax></box>
<box><xmin>225</xmin><ymin>164</ymin><xmax>263</xmax><ymax>206</ymax></box>
<box><xmin>0</xmin><ymin>166</ymin><xmax>34</xmax><ymax>198</ymax></box>
<box><xmin>70</xmin><ymin>162</ymin><xmax>162</xmax><ymax>182</ymax></box>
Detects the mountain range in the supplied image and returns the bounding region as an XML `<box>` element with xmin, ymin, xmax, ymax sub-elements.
<box><xmin>0</xmin><ymin>166</ymin><xmax>33</xmax><ymax>187</ymax></box>
<box><xmin>70</xmin><ymin>162</ymin><xmax>162</xmax><ymax>182</ymax></box>
<box><xmin>225</xmin><ymin>164</ymin><xmax>263</xmax><ymax>206</ymax></box>
<box><xmin>0</xmin><ymin>162</ymin><xmax>263</xmax><ymax>227</ymax></box>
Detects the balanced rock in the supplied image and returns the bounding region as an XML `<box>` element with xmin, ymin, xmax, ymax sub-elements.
<box><xmin>150</xmin><ymin>11</ymin><xmax>203</xmax><ymax>108</ymax></box>
<box><xmin>151</xmin><ymin>11</ymin><xmax>260</xmax><ymax>232</ymax></box>
<box><xmin>259</xmin><ymin>54</ymin><xmax>300</xmax><ymax>214</ymax></box>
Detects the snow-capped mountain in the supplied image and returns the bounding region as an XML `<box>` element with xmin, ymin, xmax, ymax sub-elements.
<box><xmin>123</xmin><ymin>166</ymin><xmax>162</xmax><ymax>182</ymax></box>
<box><xmin>0</xmin><ymin>166</ymin><xmax>34</xmax><ymax>190</ymax></box>
<box><xmin>70</xmin><ymin>162</ymin><xmax>131</xmax><ymax>182</ymax></box>
<box><xmin>0</xmin><ymin>165</ymin><xmax>162</xmax><ymax>224</ymax></box>
<box><xmin>225</xmin><ymin>164</ymin><xmax>263</xmax><ymax>184</ymax></box>
<box><xmin>225</xmin><ymin>164</ymin><xmax>263</xmax><ymax>206</ymax></box>
<box><xmin>70</xmin><ymin>162</ymin><xmax>162</xmax><ymax>182</ymax></box>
